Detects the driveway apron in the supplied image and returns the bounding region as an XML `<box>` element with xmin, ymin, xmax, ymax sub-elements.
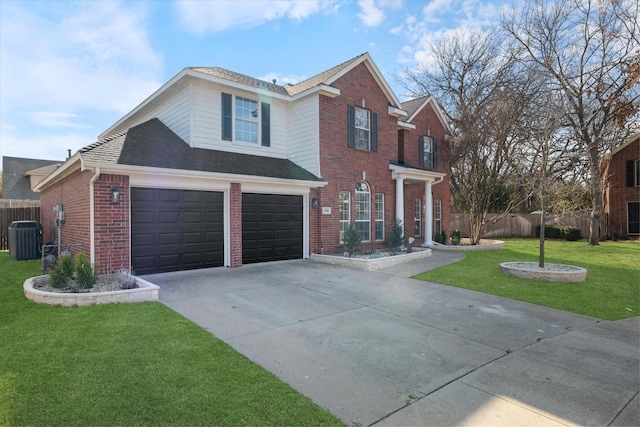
<box><xmin>144</xmin><ymin>251</ymin><xmax>639</xmax><ymax>427</ymax></box>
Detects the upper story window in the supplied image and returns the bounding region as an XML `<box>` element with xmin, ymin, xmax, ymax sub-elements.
<box><xmin>419</xmin><ymin>135</ymin><xmax>438</xmax><ymax>168</ymax></box>
<box><xmin>628</xmin><ymin>160</ymin><xmax>640</xmax><ymax>187</ymax></box>
<box><xmin>235</xmin><ymin>97</ymin><xmax>258</xmax><ymax>143</ymax></box>
<box><xmin>221</xmin><ymin>92</ymin><xmax>270</xmax><ymax>147</ymax></box>
<box><xmin>348</xmin><ymin>105</ymin><xmax>378</xmax><ymax>152</ymax></box>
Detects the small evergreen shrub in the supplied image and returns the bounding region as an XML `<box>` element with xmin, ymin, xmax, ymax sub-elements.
<box><xmin>535</xmin><ymin>225</ymin><xmax>581</xmax><ymax>241</ymax></box>
<box><xmin>451</xmin><ymin>229</ymin><xmax>461</xmax><ymax>245</ymax></box>
<box><xmin>50</xmin><ymin>254</ymin><xmax>74</xmax><ymax>288</ymax></box>
<box><xmin>434</xmin><ymin>229</ymin><xmax>447</xmax><ymax>244</ymax></box>
<box><xmin>342</xmin><ymin>224</ymin><xmax>362</xmax><ymax>257</ymax></box>
<box><xmin>75</xmin><ymin>252</ymin><xmax>96</xmax><ymax>289</ymax></box>
<box><xmin>389</xmin><ymin>218</ymin><xmax>405</xmax><ymax>253</ymax></box>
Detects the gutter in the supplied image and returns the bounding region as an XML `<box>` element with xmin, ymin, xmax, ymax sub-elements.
<box><xmin>89</xmin><ymin>167</ymin><xmax>100</xmax><ymax>265</ymax></box>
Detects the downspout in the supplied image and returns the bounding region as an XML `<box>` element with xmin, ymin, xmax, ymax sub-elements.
<box><xmin>89</xmin><ymin>167</ymin><xmax>100</xmax><ymax>265</ymax></box>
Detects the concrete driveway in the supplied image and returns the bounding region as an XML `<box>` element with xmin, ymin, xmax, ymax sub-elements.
<box><xmin>144</xmin><ymin>251</ymin><xmax>639</xmax><ymax>426</ymax></box>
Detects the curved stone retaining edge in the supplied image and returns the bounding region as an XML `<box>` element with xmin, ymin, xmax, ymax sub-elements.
<box><xmin>499</xmin><ymin>262</ymin><xmax>587</xmax><ymax>283</ymax></box>
<box><xmin>24</xmin><ymin>275</ymin><xmax>159</xmax><ymax>306</ymax></box>
<box><xmin>429</xmin><ymin>240</ymin><xmax>505</xmax><ymax>251</ymax></box>
<box><xmin>310</xmin><ymin>249</ymin><xmax>432</xmax><ymax>271</ymax></box>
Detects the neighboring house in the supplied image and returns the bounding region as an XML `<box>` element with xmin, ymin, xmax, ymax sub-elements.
<box><xmin>2</xmin><ymin>156</ymin><xmax>61</xmax><ymax>200</ymax></box>
<box><xmin>602</xmin><ymin>133</ymin><xmax>640</xmax><ymax>240</ymax></box>
<box><xmin>34</xmin><ymin>53</ymin><xmax>452</xmax><ymax>275</ymax></box>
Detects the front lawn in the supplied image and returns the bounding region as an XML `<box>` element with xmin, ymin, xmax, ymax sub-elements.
<box><xmin>415</xmin><ymin>239</ymin><xmax>639</xmax><ymax>321</ymax></box>
<box><xmin>0</xmin><ymin>252</ymin><xmax>341</xmax><ymax>426</ymax></box>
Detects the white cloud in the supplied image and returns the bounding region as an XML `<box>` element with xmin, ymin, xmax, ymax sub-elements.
<box><xmin>0</xmin><ymin>1</ymin><xmax>163</xmax><ymax>160</ymax></box>
<box><xmin>175</xmin><ymin>0</ymin><xmax>332</xmax><ymax>33</ymax></box>
<box><xmin>357</xmin><ymin>0</ymin><xmax>385</xmax><ymax>27</ymax></box>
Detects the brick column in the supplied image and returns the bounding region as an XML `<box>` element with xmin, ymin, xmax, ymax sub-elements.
<box><xmin>229</xmin><ymin>183</ymin><xmax>242</xmax><ymax>267</ymax></box>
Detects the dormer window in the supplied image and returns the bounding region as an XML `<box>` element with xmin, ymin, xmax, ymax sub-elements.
<box><xmin>221</xmin><ymin>93</ymin><xmax>270</xmax><ymax>147</ymax></box>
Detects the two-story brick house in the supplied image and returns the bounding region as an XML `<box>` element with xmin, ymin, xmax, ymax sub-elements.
<box><xmin>34</xmin><ymin>53</ymin><xmax>452</xmax><ymax>275</ymax></box>
<box><xmin>602</xmin><ymin>133</ymin><xmax>640</xmax><ymax>240</ymax></box>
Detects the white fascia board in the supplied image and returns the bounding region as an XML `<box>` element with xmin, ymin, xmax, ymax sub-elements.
<box><xmin>398</xmin><ymin>121</ymin><xmax>416</xmax><ymax>130</ymax></box>
<box><xmin>33</xmin><ymin>153</ymin><xmax>83</xmax><ymax>192</ymax></box>
<box><xmin>388</xmin><ymin>106</ymin><xmax>408</xmax><ymax>118</ymax></box>
<box><xmin>191</xmin><ymin>71</ymin><xmax>292</xmax><ymax>102</ymax></box>
<box><xmin>99</xmin><ymin>69</ymin><xmax>191</xmax><ymax>139</ymax></box>
<box><xmin>389</xmin><ymin>163</ymin><xmax>446</xmax><ymax>182</ymax></box>
<box><xmin>290</xmin><ymin>84</ymin><xmax>340</xmax><ymax>101</ymax></box>
<box><xmin>82</xmin><ymin>162</ymin><xmax>328</xmax><ymax>191</ymax></box>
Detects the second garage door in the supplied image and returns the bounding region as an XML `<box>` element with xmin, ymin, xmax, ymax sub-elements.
<box><xmin>131</xmin><ymin>188</ymin><xmax>224</xmax><ymax>275</ymax></box>
<box><xmin>242</xmin><ymin>193</ymin><xmax>303</xmax><ymax>264</ymax></box>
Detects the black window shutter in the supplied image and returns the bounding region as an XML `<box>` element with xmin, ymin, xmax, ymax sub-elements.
<box><xmin>348</xmin><ymin>105</ymin><xmax>355</xmax><ymax>148</ymax></box>
<box><xmin>433</xmin><ymin>138</ymin><xmax>438</xmax><ymax>168</ymax></box>
<box><xmin>222</xmin><ymin>93</ymin><xmax>232</xmax><ymax>141</ymax></box>
<box><xmin>371</xmin><ymin>112</ymin><xmax>378</xmax><ymax>152</ymax></box>
<box><xmin>419</xmin><ymin>136</ymin><xmax>425</xmax><ymax>166</ymax></box>
<box><xmin>261</xmin><ymin>102</ymin><xmax>270</xmax><ymax>147</ymax></box>
<box><xmin>627</xmin><ymin>160</ymin><xmax>635</xmax><ymax>187</ymax></box>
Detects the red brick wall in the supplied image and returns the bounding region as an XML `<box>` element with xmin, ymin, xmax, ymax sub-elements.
<box><xmin>605</xmin><ymin>138</ymin><xmax>640</xmax><ymax>239</ymax></box>
<box><xmin>40</xmin><ymin>168</ymin><xmax>92</xmax><ymax>260</ymax></box>
<box><xmin>230</xmin><ymin>182</ymin><xmax>242</xmax><ymax>266</ymax></box>
<box><xmin>94</xmin><ymin>174</ymin><xmax>130</xmax><ymax>274</ymax></box>
<box><xmin>400</xmin><ymin>102</ymin><xmax>452</xmax><ymax>239</ymax></box>
<box><xmin>316</xmin><ymin>62</ymin><xmax>398</xmax><ymax>254</ymax></box>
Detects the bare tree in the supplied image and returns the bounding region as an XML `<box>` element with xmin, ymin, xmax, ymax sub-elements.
<box><xmin>400</xmin><ymin>29</ymin><xmax>534</xmax><ymax>243</ymax></box>
<box><xmin>502</xmin><ymin>0</ymin><xmax>640</xmax><ymax>244</ymax></box>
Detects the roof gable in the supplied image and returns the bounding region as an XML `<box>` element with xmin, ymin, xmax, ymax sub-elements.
<box><xmin>401</xmin><ymin>95</ymin><xmax>452</xmax><ymax>135</ymax></box>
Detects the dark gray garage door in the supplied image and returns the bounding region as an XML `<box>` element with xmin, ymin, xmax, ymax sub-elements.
<box><xmin>131</xmin><ymin>188</ymin><xmax>224</xmax><ymax>275</ymax></box>
<box><xmin>242</xmin><ymin>193</ymin><xmax>303</xmax><ymax>264</ymax></box>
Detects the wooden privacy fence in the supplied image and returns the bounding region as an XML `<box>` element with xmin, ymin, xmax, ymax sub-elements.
<box><xmin>1</xmin><ymin>206</ymin><xmax>41</xmax><ymax>250</ymax></box>
<box><xmin>451</xmin><ymin>212</ymin><xmax>591</xmax><ymax>239</ymax></box>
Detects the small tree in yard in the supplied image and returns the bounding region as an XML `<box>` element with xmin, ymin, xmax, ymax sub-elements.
<box><xmin>389</xmin><ymin>218</ymin><xmax>404</xmax><ymax>253</ymax></box>
<box><xmin>342</xmin><ymin>224</ymin><xmax>362</xmax><ymax>257</ymax></box>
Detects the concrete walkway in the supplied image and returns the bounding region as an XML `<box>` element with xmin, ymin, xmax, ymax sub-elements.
<box><xmin>144</xmin><ymin>251</ymin><xmax>639</xmax><ymax>426</ymax></box>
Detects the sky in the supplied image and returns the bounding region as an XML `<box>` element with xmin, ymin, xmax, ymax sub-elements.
<box><xmin>0</xmin><ymin>0</ymin><xmax>512</xmax><ymax>163</ymax></box>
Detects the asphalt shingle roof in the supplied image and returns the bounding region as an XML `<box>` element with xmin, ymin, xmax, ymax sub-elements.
<box><xmin>190</xmin><ymin>53</ymin><xmax>368</xmax><ymax>97</ymax></box>
<box><xmin>80</xmin><ymin>118</ymin><xmax>322</xmax><ymax>182</ymax></box>
<box><xmin>401</xmin><ymin>96</ymin><xmax>431</xmax><ymax>120</ymax></box>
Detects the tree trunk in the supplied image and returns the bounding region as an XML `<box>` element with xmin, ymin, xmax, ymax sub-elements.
<box><xmin>539</xmin><ymin>202</ymin><xmax>545</xmax><ymax>268</ymax></box>
<box><xmin>588</xmin><ymin>145</ymin><xmax>602</xmax><ymax>245</ymax></box>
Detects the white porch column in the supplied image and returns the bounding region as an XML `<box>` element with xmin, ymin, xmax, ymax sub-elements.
<box><xmin>424</xmin><ymin>181</ymin><xmax>433</xmax><ymax>245</ymax></box>
<box><xmin>395</xmin><ymin>177</ymin><xmax>404</xmax><ymax>232</ymax></box>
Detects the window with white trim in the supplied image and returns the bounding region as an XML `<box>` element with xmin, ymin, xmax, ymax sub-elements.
<box><xmin>414</xmin><ymin>198</ymin><xmax>422</xmax><ymax>237</ymax></box>
<box><xmin>339</xmin><ymin>191</ymin><xmax>350</xmax><ymax>242</ymax></box>
<box><xmin>435</xmin><ymin>199</ymin><xmax>442</xmax><ymax>234</ymax></box>
<box><xmin>235</xmin><ymin>96</ymin><xmax>258</xmax><ymax>143</ymax></box>
<box><xmin>355</xmin><ymin>181</ymin><xmax>371</xmax><ymax>242</ymax></box>
<box><xmin>375</xmin><ymin>193</ymin><xmax>384</xmax><ymax>241</ymax></box>
<box><xmin>221</xmin><ymin>93</ymin><xmax>270</xmax><ymax>146</ymax></box>
<box><xmin>419</xmin><ymin>136</ymin><xmax>438</xmax><ymax>168</ymax></box>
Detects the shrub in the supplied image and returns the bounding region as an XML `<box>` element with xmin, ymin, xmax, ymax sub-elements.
<box><xmin>451</xmin><ymin>229</ymin><xmax>461</xmax><ymax>245</ymax></box>
<box><xmin>535</xmin><ymin>225</ymin><xmax>582</xmax><ymax>241</ymax></box>
<box><xmin>50</xmin><ymin>254</ymin><xmax>74</xmax><ymax>288</ymax></box>
<box><xmin>342</xmin><ymin>224</ymin><xmax>362</xmax><ymax>257</ymax></box>
<box><xmin>434</xmin><ymin>229</ymin><xmax>447</xmax><ymax>244</ymax></box>
<box><xmin>389</xmin><ymin>218</ymin><xmax>405</xmax><ymax>253</ymax></box>
<box><xmin>75</xmin><ymin>252</ymin><xmax>96</xmax><ymax>289</ymax></box>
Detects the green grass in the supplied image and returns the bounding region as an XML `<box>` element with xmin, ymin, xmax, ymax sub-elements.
<box><xmin>415</xmin><ymin>239</ymin><xmax>640</xmax><ymax>321</ymax></box>
<box><xmin>0</xmin><ymin>252</ymin><xmax>341</xmax><ymax>426</ymax></box>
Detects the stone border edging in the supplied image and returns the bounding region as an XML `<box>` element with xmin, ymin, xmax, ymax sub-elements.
<box><xmin>500</xmin><ymin>262</ymin><xmax>587</xmax><ymax>282</ymax></box>
<box><xmin>428</xmin><ymin>239</ymin><xmax>505</xmax><ymax>251</ymax></box>
<box><xmin>310</xmin><ymin>248</ymin><xmax>431</xmax><ymax>271</ymax></box>
<box><xmin>23</xmin><ymin>275</ymin><xmax>159</xmax><ymax>306</ymax></box>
